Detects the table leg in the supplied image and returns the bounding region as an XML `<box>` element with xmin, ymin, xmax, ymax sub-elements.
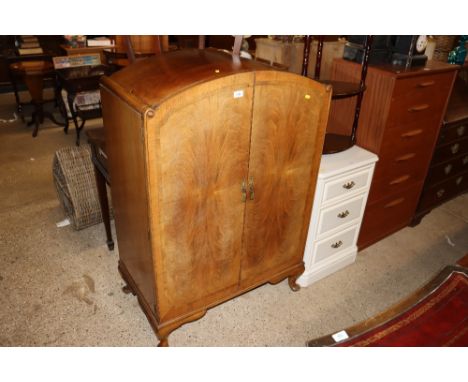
<box><xmin>93</xmin><ymin>165</ymin><xmax>114</xmax><ymax>251</ymax></box>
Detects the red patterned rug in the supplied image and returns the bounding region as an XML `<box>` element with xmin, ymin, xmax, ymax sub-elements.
<box><xmin>308</xmin><ymin>266</ymin><xmax>468</xmax><ymax>347</ymax></box>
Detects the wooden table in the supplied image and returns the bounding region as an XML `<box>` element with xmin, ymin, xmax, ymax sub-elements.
<box><xmin>9</xmin><ymin>60</ymin><xmax>63</xmax><ymax>136</ymax></box>
<box><xmin>86</xmin><ymin>127</ymin><xmax>114</xmax><ymax>251</ymax></box>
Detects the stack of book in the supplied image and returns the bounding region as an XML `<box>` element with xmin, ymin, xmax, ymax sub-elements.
<box><xmin>87</xmin><ymin>37</ymin><xmax>114</xmax><ymax>47</ymax></box>
<box><xmin>17</xmin><ymin>35</ymin><xmax>43</xmax><ymax>55</ymax></box>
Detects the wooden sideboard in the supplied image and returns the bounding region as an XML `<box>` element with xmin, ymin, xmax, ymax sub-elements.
<box><xmin>412</xmin><ymin>65</ymin><xmax>468</xmax><ymax>224</ymax></box>
<box><xmin>326</xmin><ymin>59</ymin><xmax>458</xmax><ymax>250</ymax></box>
<box><xmin>100</xmin><ymin>49</ymin><xmax>331</xmax><ymax>346</ymax></box>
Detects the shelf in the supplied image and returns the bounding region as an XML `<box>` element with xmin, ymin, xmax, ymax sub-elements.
<box><xmin>319</xmin><ymin>80</ymin><xmax>364</xmax><ymax>100</ymax></box>
<box><xmin>322</xmin><ymin>133</ymin><xmax>354</xmax><ymax>155</ymax></box>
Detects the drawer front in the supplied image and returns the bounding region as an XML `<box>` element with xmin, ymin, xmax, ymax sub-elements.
<box><xmin>358</xmin><ymin>182</ymin><xmax>422</xmax><ymax>249</ymax></box>
<box><xmin>432</xmin><ymin>137</ymin><xmax>468</xmax><ymax>164</ymax></box>
<box><xmin>426</xmin><ymin>154</ymin><xmax>468</xmax><ymax>186</ymax></box>
<box><xmin>315</xmin><ymin>225</ymin><xmax>359</xmax><ymax>264</ymax></box>
<box><xmin>438</xmin><ymin>122</ymin><xmax>468</xmax><ymax>146</ymax></box>
<box><xmin>379</xmin><ymin>117</ymin><xmax>440</xmax><ymax>158</ymax></box>
<box><xmin>392</xmin><ymin>71</ymin><xmax>454</xmax><ymax>98</ymax></box>
<box><xmin>322</xmin><ymin>168</ymin><xmax>373</xmax><ymax>203</ymax></box>
<box><xmin>387</xmin><ymin>73</ymin><xmax>453</xmax><ymax>129</ymax></box>
<box><xmin>418</xmin><ymin>172</ymin><xmax>468</xmax><ymax>211</ymax></box>
<box><xmin>317</xmin><ymin>194</ymin><xmax>366</xmax><ymax>237</ymax></box>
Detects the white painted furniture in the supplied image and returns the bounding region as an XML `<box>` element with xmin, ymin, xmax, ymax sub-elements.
<box><xmin>298</xmin><ymin>146</ymin><xmax>378</xmax><ymax>287</ymax></box>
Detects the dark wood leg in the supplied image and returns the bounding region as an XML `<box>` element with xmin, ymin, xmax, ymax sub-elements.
<box><xmin>122</xmin><ymin>284</ymin><xmax>136</xmax><ymax>295</ymax></box>
<box><xmin>288</xmin><ymin>275</ymin><xmax>301</xmax><ymax>292</ymax></box>
<box><xmin>75</xmin><ymin>119</ymin><xmax>85</xmax><ymax>146</ymax></box>
<box><xmin>93</xmin><ymin>165</ymin><xmax>114</xmax><ymax>251</ymax></box>
<box><xmin>157</xmin><ymin>338</ymin><xmax>169</xmax><ymax>347</ymax></box>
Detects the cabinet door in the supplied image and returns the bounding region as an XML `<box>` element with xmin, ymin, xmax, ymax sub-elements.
<box><xmin>240</xmin><ymin>72</ymin><xmax>330</xmax><ymax>285</ymax></box>
<box><xmin>149</xmin><ymin>74</ymin><xmax>254</xmax><ymax>320</ymax></box>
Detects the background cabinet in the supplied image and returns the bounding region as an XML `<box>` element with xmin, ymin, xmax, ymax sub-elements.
<box><xmin>326</xmin><ymin>59</ymin><xmax>458</xmax><ymax>250</ymax></box>
<box><xmin>413</xmin><ymin>65</ymin><xmax>468</xmax><ymax>223</ymax></box>
<box><xmin>100</xmin><ymin>49</ymin><xmax>331</xmax><ymax>346</ymax></box>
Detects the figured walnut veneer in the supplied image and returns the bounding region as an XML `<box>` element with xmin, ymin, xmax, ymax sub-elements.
<box><xmin>100</xmin><ymin>49</ymin><xmax>331</xmax><ymax>346</ymax></box>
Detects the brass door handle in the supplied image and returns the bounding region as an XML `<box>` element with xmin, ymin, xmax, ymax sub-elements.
<box><xmin>343</xmin><ymin>181</ymin><xmax>355</xmax><ymax>189</ymax></box>
<box><xmin>331</xmin><ymin>241</ymin><xmax>343</xmax><ymax>249</ymax></box>
<box><xmin>456</xmin><ymin>176</ymin><xmax>463</xmax><ymax>186</ymax></box>
<box><xmin>457</xmin><ymin>125</ymin><xmax>466</xmax><ymax>136</ymax></box>
<box><xmin>337</xmin><ymin>210</ymin><xmax>350</xmax><ymax>219</ymax></box>
<box><xmin>241</xmin><ymin>180</ymin><xmax>247</xmax><ymax>202</ymax></box>
<box><xmin>248</xmin><ymin>178</ymin><xmax>255</xmax><ymax>200</ymax></box>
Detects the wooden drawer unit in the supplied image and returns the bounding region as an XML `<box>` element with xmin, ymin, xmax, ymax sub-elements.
<box><xmin>359</xmin><ymin>183</ymin><xmax>422</xmax><ymax>249</ymax></box>
<box><xmin>418</xmin><ymin>172</ymin><xmax>468</xmax><ymax>212</ymax></box>
<box><xmin>327</xmin><ymin>59</ymin><xmax>458</xmax><ymax>250</ymax></box>
<box><xmin>298</xmin><ymin>146</ymin><xmax>377</xmax><ymax>287</ymax></box>
<box><xmin>412</xmin><ymin>64</ymin><xmax>468</xmax><ymax>226</ymax></box>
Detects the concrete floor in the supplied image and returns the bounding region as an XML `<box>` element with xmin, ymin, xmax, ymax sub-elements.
<box><xmin>0</xmin><ymin>92</ymin><xmax>467</xmax><ymax>346</ymax></box>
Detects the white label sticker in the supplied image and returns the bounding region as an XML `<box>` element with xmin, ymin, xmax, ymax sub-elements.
<box><xmin>332</xmin><ymin>330</ymin><xmax>349</xmax><ymax>342</ymax></box>
<box><xmin>233</xmin><ymin>90</ymin><xmax>244</xmax><ymax>98</ymax></box>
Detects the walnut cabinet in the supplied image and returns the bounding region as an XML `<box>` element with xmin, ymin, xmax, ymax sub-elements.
<box><xmin>100</xmin><ymin>49</ymin><xmax>331</xmax><ymax>346</ymax></box>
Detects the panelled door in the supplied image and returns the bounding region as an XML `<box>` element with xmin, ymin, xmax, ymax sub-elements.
<box><xmin>154</xmin><ymin>73</ymin><xmax>254</xmax><ymax>319</ymax></box>
<box><xmin>240</xmin><ymin>71</ymin><xmax>329</xmax><ymax>285</ymax></box>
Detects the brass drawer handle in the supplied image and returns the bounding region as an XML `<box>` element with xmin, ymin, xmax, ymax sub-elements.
<box><xmin>463</xmin><ymin>156</ymin><xmax>468</xmax><ymax>165</ymax></box>
<box><xmin>436</xmin><ymin>189</ymin><xmax>445</xmax><ymax>198</ymax></box>
<box><xmin>457</xmin><ymin>125</ymin><xmax>466</xmax><ymax>136</ymax></box>
<box><xmin>444</xmin><ymin>164</ymin><xmax>453</xmax><ymax>175</ymax></box>
<box><xmin>418</xmin><ymin>80</ymin><xmax>435</xmax><ymax>87</ymax></box>
<box><xmin>331</xmin><ymin>240</ymin><xmax>343</xmax><ymax>249</ymax></box>
<box><xmin>408</xmin><ymin>104</ymin><xmax>429</xmax><ymax>112</ymax></box>
<box><xmin>456</xmin><ymin>176</ymin><xmax>463</xmax><ymax>186</ymax></box>
<box><xmin>395</xmin><ymin>153</ymin><xmax>416</xmax><ymax>162</ymax></box>
<box><xmin>401</xmin><ymin>129</ymin><xmax>423</xmax><ymax>138</ymax></box>
<box><xmin>241</xmin><ymin>180</ymin><xmax>247</xmax><ymax>202</ymax></box>
<box><xmin>337</xmin><ymin>210</ymin><xmax>350</xmax><ymax>219</ymax></box>
<box><xmin>451</xmin><ymin>143</ymin><xmax>460</xmax><ymax>155</ymax></box>
<box><xmin>389</xmin><ymin>175</ymin><xmax>411</xmax><ymax>185</ymax></box>
<box><xmin>342</xmin><ymin>181</ymin><xmax>356</xmax><ymax>189</ymax></box>
<box><xmin>384</xmin><ymin>198</ymin><xmax>405</xmax><ymax>208</ymax></box>
<box><xmin>248</xmin><ymin>177</ymin><xmax>255</xmax><ymax>200</ymax></box>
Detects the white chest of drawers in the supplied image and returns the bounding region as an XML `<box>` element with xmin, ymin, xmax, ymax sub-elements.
<box><xmin>298</xmin><ymin>146</ymin><xmax>378</xmax><ymax>287</ymax></box>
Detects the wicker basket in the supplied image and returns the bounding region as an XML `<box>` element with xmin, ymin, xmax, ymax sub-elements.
<box><xmin>53</xmin><ymin>144</ymin><xmax>112</xmax><ymax>230</ymax></box>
